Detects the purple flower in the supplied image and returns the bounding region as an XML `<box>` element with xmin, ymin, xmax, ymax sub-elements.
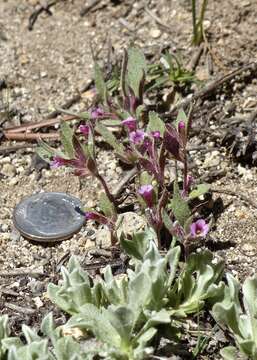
<box><xmin>163</xmin><ymin>124</ymin><xmax>183</xmax><ymax>162</ymax></box>
<box><xmin>90</xmin><ymin>107</ymin><xmax>105</xmax><ymax>119</ymax></box>
<box><xmin>182</xmin><ymin>175</ymin><xmax>194</xmax><ymax>197</ymax></box>
<box><xmin>178</xmin><ymin>121</ymin><xmax>186</xmax><ymax>145</ymax></box>
<box><xmin>173</xmin><ymin>221</ymin><xmax>185</xmax><ymax>240</ymax></box>
<box><xmin>122</xmin><ymin>117</ymin><xmax>137</xmax><ymax>132</ymax></box>
<box><xmin>138</xmin><ymin>184</ymin><xmax>154</xmax><ymax>208</ymax></box>
<box><xmin>190</xmin><ymin>219</ymin><xmax>209</xmax><ymax>238</ymax></box>
<box><xmin>50</xmin><ymin>156</ymin><xmax>67</xmax><ymax>169</ymax></box>
<box><xmin>50</xmin><ymin>137</ymin><xmax>96</xmax><ymax>177</ymax></box>
<box><xmin>151</xmin><ymin>131</ymin><xmax>161</xmax><ymax>139</ymax></box>
<box><xmin>178</xmin><ymin>121</ymin><xmax>185</xmax><ymax>131</ymax></box>
<box><xmin>129</xmin><ymin>130</ymin><xmax>145</xmax><ymax>145</ymax></box>
<box><xmin>79</xmin><ymin>125</ymin><xmax>90</xmax><ymax>136</ymax></box>
<box><xmin>84</xmin><ymin>211</ymin><xmax>109</xmax><ymax>225</ymax></box>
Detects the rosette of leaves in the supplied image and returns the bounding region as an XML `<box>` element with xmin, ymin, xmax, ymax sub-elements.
<box><xmin>212</xmin><ymin>274</ymin><xmax>257</xmax><ymax>360</ymax></box>
<box><xmin>48</xmin><ymin>231</ymin><xmax>225</xmax><ymax>359</ymax></box>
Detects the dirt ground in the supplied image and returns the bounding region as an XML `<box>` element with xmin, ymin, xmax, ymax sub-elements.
<box><xmin>0</xmin><ymin>0</ymin><xmax>257</xmax><ymax>349</ymax></box>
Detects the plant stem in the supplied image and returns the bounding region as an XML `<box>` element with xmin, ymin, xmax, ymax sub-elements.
<box><xmin>199</xmin><ymin>0</ymin><xmax>208</xmax><ymax>26</ymax></box>
<box><xmin>183</xmin><ymin>148</ymin><xmax>188</xmax><ymax>195</ymax></box>
<box><xmin>191</xmin><ymin>0</ymin><xmax>197</xmax><ymax>44</ymax></box>
<box><xmin>96</xmin><ymin>173</ymin><xmax>116</xmax><ymax>207</ymax></box>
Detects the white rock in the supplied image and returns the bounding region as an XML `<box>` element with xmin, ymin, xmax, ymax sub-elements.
<box><xmin>95</xmin><ymin>212</ymin><xmax>148</xmax><ymax>247</ymax></box>
<box><xmin>116</xmin><ymin>212</ymin><xmax>148</xmax><ymax>238</ymax></box>
<box><xmin>1</xmin><ymin>163</ymin><xmax>16</xmax><ymax>177</ymax></box>
<box><xmin>9</xmin><ymin>178</ymin><xmax>18</xmax><ymax>186</ymax></box>
<box><xmin>150</xmin><ymin>28</ymin><xmax>162</xmax><ymax>39</ymax></box>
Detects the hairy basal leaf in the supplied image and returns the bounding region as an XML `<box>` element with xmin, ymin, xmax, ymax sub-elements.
<box><xmin>189</xmin><ymin>183</ymin><xmax>210</xmax><ymax>199</ymax></box>
<box><xmin>94</xmin><ymin>62</ymin><xmax>108</xmax><ymax>104</ymax></box>
<box><xmin>146</xmin><ymin>111</ymin><xmax>165</xmax><ymax>137</ymax></box>
<box><xmin>96</xmin><ymin>122</ymin><xmax>125</xmax><ymax>156</ymax></box>
<box><xmin>127</xmin><ymin>47</ymin><xmax>147</xmax><ymax>98</ymax></box>
<box><xmin>60</xmin><ymin>121</ymin><xmax>75</xmax><ymax>158</ymax></box>
<box><xmin>169</xmin><ymin>181</ymin><xmax>191</xmax><ymax>226</ymax></box>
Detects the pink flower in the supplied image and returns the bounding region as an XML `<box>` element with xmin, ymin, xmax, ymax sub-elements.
<box><xmin>151</xmin><ymin>131</ymin><xmax>161</xmax><ymax>139</ymax></box>
<box><xmin>84</xmin><ymin>211</ymin><xmax>108</xmax><ymax>224</ymax></box>
<box><xmin>129</xmin><ymin>130</ymin><xmax>145</xmax><ymax>145</ymax></box>
<box><xmin>90</xmin><ymin>107</ymin><xmax>105</xmax><ymax>119</ymax></box>
<box><xmin>79</xmin><ymin>125</ymin><xmax>90</xmax><ymax>137</ymax></box>
<box><xmin>178</xmin><ymin>121</ymin><xmax>186</xmax><ymax>145</ymax></box>
<box><xmin>190</xmin><ymin>219</ymin><xmax>209</xmax><ymax>238</ymax></box>
<box><xmin>122</xmin><ymin>117</ymin><xmax>137</xmax><ymax>132</ymax></box>
<box><xmin>50</xmin><ymin>156</ymin><xmax>67</xmax><ymax>169</ymax></box>
<box><xmin>163</xmin><ymin>124</ymin><xmax>183</xmax><ymax>161</ymax></box>
<box><xmin>50</xmin><ymin>137</ymin><xmax>96</xmax><ymax>177</ymax></box>
<box><xmin>178</xmin><ymin>121</ymin><xmax>185</xmax><ymax>131</ymax></box>
<box><xmin>182</xmin><ymin>175</ymin><xmax>194</xmax><ymax>197</ymax></box>
<box><xmin>138</xmin><ymin>184</ymin><xmax>154</xmax><ymax>208</ymax></box>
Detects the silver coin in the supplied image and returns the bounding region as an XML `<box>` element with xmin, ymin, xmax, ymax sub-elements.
<box><xmin>13</xmin><ymin>192</ymin><xmax>85</xmax><ymax>242</ymax></box>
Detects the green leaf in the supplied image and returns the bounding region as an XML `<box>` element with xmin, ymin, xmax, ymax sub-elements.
<box><xmin>60</xmin><ymin>121</ymin><xmax>74</xmax><ymax>158</ymax></box>
<box><xmin>65</xmin><ymin>304</ymin><xmax>122</xmax><ymax>348</ymax></box>
<box><xmin>95</xmin><ymin>122</ymin><xmax>125</xmax><ymax>155</ymax></box>
<box><xmin>139</xmin><ymin>171</ymin><xmax>153</xmax><ymax>186</ymax></box>
<box><xmin>162</xmin><ymin>210</ymin><xmax>174</xmax><ymax>234</ymax></box>
<box><xmin>220</xmin><ymin>346</ymin><xmax>238</xmax><ymax>360</ymax></box>
<box><xmin>175</xmin><ymin>108</ymin><xmax>188</xmax><ymax>130</ymax></box>
<box><xmin>21</xmin><ymin>325</ymin><xmax>40</xmax><ymax>344</ymax></box>
<box><xmin>120</xmin><ymin>231</ymin><xmax>151</xmax><ymax>260</ymax></box>
<box><xmin>127</xmin><ymin>47</ymin><xmax>147</xmax><ymax>97</ymax></box>
<box><xmin>189</xmin><ymin>183</ymin><xmax>210</xmax><ymax>199</ymax></box>
<box><xmin>136</xmin><ymin>104</ymin><xmax>145</xmax><ymax>119</ymax></box>
<box><xmin>1</xmin><ymin>337</ymin><xmax>23</xmax><ymax>352</ymax></box>
<box><xmin>40</xmin><ymin>313</ymin><xmax>55</xmax><ymax>337</ymax></box>
<box><xmin>94</xmin><ymin>62</ymin><xmax>107</xmax><ymax>104</ymax></box>
<box><xmin>166</xmin><ymin>246</ymin><xmax>181</xmax><ymax>287</ymax></box>
<box><xmin>169</xmin><ymin>181</ymin><xmax>191</xmax><ymax>226</ymax></box>
<box><xmin>55</xmin><ymin>337</ymin><xmax>81</xmax><ymax>360</ymax></box>
<box><xmin>101</xmin><ymin>119</ymin><xmax>121</xmax><ymax>127</ymax></box>
<box><xmin>104</xmin><ymin>306</ymin><xmax>135</xmax><ymax>345</ymax></box>
<box><xmin>36</xmin><ymin>140</ymin><xmax>66</xmax><ymax>163</ymax></box>
<box><xmin>242</xmin><ymin>276</ymin><xmax>257</xmax><ymax>319</ymax></box>
<box><xmin>146</xmin><ymin>111</ymin><xmax>165</xmax><ymax>136</ymax></box>
<box><xmin>99</xmin><ymin>192</ymin><xmax>116</xmax><ymax>218</ymax></box>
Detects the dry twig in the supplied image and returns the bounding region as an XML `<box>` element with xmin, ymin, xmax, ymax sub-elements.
<box><xmin>4</xmin><ymin>303</ymin><xmax>36</xmax><ymax>315</ymax></box>
<box><xmin>0</xmin><ymin>268</ymin><xmax>45</xmax><ymax>277</ymax></box>
<box><xmin>28</xmin><ymin>0</ymin><xmax>57</xmax><ymax>31</ymax></box>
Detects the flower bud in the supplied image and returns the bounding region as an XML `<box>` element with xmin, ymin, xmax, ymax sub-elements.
<box><xmin>129</xmin><ymin>130</ymin><xmax>145</xmax><ymax>145</ymax></box>
<box><xmin>122</xmin><ymin>117</ymin><xmax>137</xmax><ymax>132</ymax></box>
<box><xmin>79</xmin><ymin>125</ymin><xmax>90</xmax><ymax>137</ymax></box>
<box><xmin>138</xmin><ymin>184</ymin><xmax>154</xmax><ymax>208</ymax></box>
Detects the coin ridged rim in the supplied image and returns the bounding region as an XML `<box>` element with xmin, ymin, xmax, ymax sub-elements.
<box><xmin>13</xmin><ymin>192</ymin><xmax>85</xmax><ymax>242</ymax></box>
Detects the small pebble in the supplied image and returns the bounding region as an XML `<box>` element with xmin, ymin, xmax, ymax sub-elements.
<box><xmin>10</xmin><ymin>229</ymin><xmax>21</xmax><ymax>242</ymax></box>
<box><xmin>1</xmin><ymin>163</ymin><xmax>16</xmax><ymax>177</ymax></box>
<box><xmin>150</xmin><ymin>28</ymin><xmax>162</xmax><ymax>39</ymax></box>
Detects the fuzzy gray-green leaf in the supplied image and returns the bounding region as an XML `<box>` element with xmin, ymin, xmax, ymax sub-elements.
<box><xmin>189</xmin><ymin>183</ymin><xmax>210</xmax><ymax>199</ymax></box>
<box><xmin>127</xmin><ymin>47</ymin><xmax>147</xmax><ymax>97</ymax></box>
<box><xmin>60</xmin><ymin>121</ymin><xmax>74</xmax><ymax>158</ymax></box>
<box><xmin>96</xmin><ymin>122</ymin><xmax>125</xmax><ymax>155</ymax></box>
<box><xmin>146</xmin><ymin>111</ymin><xmax>165</xmax><ymax>136</ymax></box>
<box><xmin>175</xmin><ymin>108</ymin><xmax>188</xmax><ymax>130</ymax></box>
<box><xmin>99</xmin><ymin>192</ymin><xmax>116</xmax><ymax>218</ymax></box>
<box><xmin>94</xmin><ymin>62</ymin><xmax>107</xmax><ymax>104</ymax></box>
<box><xmin>169</xmin><ymin>181</ymin><xmax>191</xmax><ymax>226</ymax></box>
